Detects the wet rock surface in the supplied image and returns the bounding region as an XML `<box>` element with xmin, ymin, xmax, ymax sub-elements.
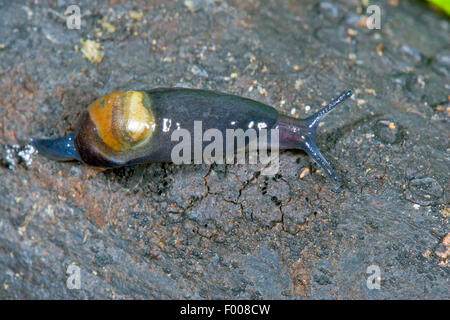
<box><xmin>0</xmin><ymin>0</ymin><xmax>448</xmax><ymax>299</ymax></box>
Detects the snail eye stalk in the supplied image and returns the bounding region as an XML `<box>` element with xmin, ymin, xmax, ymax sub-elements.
<box><xmin>299</xmin><ymin>90</ymin><xmax>352</xmax><ymax>181</ymax></box>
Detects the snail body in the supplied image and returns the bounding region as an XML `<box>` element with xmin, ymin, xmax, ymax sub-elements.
<box><xmin>33</xmin><ymin>88</ymin><xmax>352</xmax><ymax>180</ymax></box>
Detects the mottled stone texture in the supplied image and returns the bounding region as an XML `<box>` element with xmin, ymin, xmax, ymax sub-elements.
<box><xmin>0</xmin><ymin>0</ymin><xmax>448</xmax><ymax>299</ymax></box>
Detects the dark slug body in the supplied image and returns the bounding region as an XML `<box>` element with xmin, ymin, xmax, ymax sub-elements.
<box><xmin>33</xmin><ymin>88</ymin><xmax>352</xmax><ymax>180</ymax></box>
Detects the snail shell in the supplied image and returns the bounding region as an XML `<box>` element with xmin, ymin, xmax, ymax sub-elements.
<box><xmin>75</xmin><ymin>90</ymin><xmax>157</xmax><ymax>167</ymax></box>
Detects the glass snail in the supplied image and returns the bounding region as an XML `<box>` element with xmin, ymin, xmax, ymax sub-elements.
<box><xmin>33</xmin><ymin>88</ymin><xmax>352</xmax><ymax>181</ymax></box>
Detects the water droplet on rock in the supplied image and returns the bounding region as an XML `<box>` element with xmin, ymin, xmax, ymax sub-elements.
<box><xmin>373</xmin><ymin>119</ymin><xmax>405</xmax><ymax>144</ymax></box>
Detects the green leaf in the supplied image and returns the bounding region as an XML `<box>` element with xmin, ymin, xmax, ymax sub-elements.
<box><xmin>428</xmin><ymin>0</ymin><xmax>450</xmax><ymax>15</ymax></box>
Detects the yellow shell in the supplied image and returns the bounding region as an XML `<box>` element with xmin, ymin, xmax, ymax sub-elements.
<box><xmin>87</xmin><ymin>90</ymin><xmax>155</xmax><ymax>151</ymax></box>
